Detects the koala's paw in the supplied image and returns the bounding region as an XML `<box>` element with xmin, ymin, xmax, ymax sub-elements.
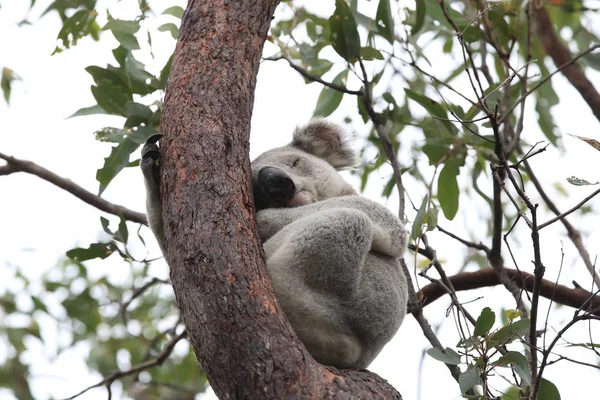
<box><xmin>141</xmin><ymin>133</ymin><xmax>163</xmax><ymax>184</ymax></box>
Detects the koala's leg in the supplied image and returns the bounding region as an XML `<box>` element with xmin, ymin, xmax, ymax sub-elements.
<box><xmin>264</xmin><ymin>208</ymin><xmax>372</xmax><ymax>298</ymax></box>
<box><xmin>141</xmin><ymin>134</ymin><xmax>165</xmax><ymax>254</ymax></box>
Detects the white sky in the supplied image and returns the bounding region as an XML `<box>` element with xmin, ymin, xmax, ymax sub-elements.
<box><xmin>1</xmin><ymin>1</ymin><xmax>600</xmax><ymax>399</ymax></box>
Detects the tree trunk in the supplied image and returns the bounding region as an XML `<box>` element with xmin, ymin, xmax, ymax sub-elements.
<box><xmin>160</xmin><ymin>1</ymin><xmax>401</xmax><ymax>398</ymax></box>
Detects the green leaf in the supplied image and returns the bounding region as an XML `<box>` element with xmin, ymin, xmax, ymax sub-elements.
<box><xmin>102</xmin><ymin>18</ymin><xmax>141</xmax><ymax>50</ymax></box>
<box><xmin>360</xmin><ymin>46</ymin><xmax>384</xmax><ymax>60</ymax></box>
<box><xmin>538</xmin><ymin>378</ymin><xmax>561</xmax><ymax>400</ymax></box>
<box><xmin>474</xmin><ymin>307</ymin><xmax>495</xmax><ymax>337</ymax></box>
<box><xmin>426</xmin><ymin>347</ymin><xmax>461</xmax><ymax>365</ymax></box>
<box><xmin>102</xmin><ymin>18</ymin><xmax>140</xmax><ymax>35</ymax></box>
<box><xmin>405</xmin><ymin>89</ymin><xmax>447</xmax><ymax>119</ymax></box>
<box><xmin>1</xmin><ymin>67</ymin><xmax>19</xmax><ymax>104</ymax></box>
<box><xmin>376</xmin><ymin>0</ymin><xmax>395</xmax><ymax>43</ymax></box>
<box><xmin>493</xmin><ymin>351</ymin><xmax>530</xmax><ymax>385</ymax></box>
<box><xmin>160</xmin><ymin>55</ymin><xmax>173</xmax><ymax>89</ymax></box>
<box><xmin>329</xmin><ymin>0</ymin><xmax>361</xmax><ymax>63</ymax></box>
<box><xmin>459</xmin><ymin>367</ymin><xmax>482</xmax><ymax>394</ymax></box>
<box><xmin>96</xmin><ymin>126</ymin><xmax>158</xmax><ymax>194</ymax></box>
<box><xmin>53</xmin><ymin>9</ymin><xmax>98</xmax><ymax>54</ymax></box>
<box><xmin>426</xmin><ymin>202</ymin><xmax>438</xmax><ymax>231</ymax></box>
<box><xmin>125</xmin><ymin>102</ymin><xmax>153</xmax><ymax>127</ymax></box>
<box><xmin>91</xmin><ymin>80</ymin><xmax>131</xmax><ymax>116</ymax></box>
<box><xmin>438</xmin><ymin>161</ymin><xmax>460</xmax><ymax>220</ymax></box>
<box><xmin>66</xmin><ymin>242</ymin><xmax>117</xmax><ymax>261</ymax></box>
<box><xmin>412</xmin><ymin>0</ymin><xmax>426</xmax><ymax>36</ymax></box>
<box><xmin>488</xmin><ymin>318</ymin><xmax>530</xmax><ymax>347</ymax></box>
<box><xmin>411</xmin><ymin>195</ymin><xmax>428</xmax><ymax>240</ymax></box>
<box><xmin>159</xmin><ymin>23</ymin><xmax>179</xmax><ymax>39</ymax></box>
<box><xmin>313</xmin><ymin>70</ymin><xmax>348</xmax><ymax>117</ymax></box>
<box><xmin>162</xmin><ymin>5</ymin><xmax>184</xmax><ymax>19</ymax></box>
<box><xmin>68</xmin><ymin>104</ymin><xmax>107</xmax><ymax>118</ymax></box>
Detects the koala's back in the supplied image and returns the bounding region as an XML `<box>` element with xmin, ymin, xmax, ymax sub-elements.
<box><xmin>267</xmin><ymin>246</ymin><xmax>407</xmax><ymax>370</ymax></box>
<box><xmin>347</xmin><ymin>253</ymin><xmax>407</xmax><ymax>367</ymax></box>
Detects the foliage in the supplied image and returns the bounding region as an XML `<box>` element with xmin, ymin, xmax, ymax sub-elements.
<box><xmin>2</xmin><ymin>0</ymin><xmax>600</xmax><ymax>399</ymax></box>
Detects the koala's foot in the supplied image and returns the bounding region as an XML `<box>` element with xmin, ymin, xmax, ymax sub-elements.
<box><xmin>141</xmin><ymin>134</ymin><xmax>163</xmax><ymax>185</ymax></box>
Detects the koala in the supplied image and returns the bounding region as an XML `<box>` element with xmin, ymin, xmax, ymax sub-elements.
<box><xmin>141</xmin><ymin>119</ymin><xmax>408</xmax><ymax>370</ymax></box>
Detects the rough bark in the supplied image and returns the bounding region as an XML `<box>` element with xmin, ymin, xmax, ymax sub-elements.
<box><xmin>159</xmin><ymin>1</ymin><xmax>401</xmax><ymax>398</ymax></box>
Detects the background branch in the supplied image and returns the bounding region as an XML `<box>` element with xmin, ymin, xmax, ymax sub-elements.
<box><xmin>0</xmin><ymin>152</ymin><xmax>147</xmax><ymax>225</ymax></box>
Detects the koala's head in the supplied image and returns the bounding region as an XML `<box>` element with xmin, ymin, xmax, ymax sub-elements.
<box><xmin>251</xmin><ymin>119</ymin><xmax>358</xmax><ymax>211</ymax></box>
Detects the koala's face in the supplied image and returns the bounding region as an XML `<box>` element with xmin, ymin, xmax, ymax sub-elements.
<box><xmin>251</xmin><ymin>119</ymin><xmax>358</xmax><ymax>211</ymax></box>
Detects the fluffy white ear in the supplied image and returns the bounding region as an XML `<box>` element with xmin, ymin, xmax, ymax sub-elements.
<box><xmin>291</xmin><ymin>119</ymin><xmax>358</xmax><ymax>170</ymax></box>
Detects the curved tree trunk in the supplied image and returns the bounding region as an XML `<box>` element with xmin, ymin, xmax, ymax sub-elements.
<box><xmin>159</xmin><ymin>1</ymin><xmax>401</xmax><ymax>398</ymax></box>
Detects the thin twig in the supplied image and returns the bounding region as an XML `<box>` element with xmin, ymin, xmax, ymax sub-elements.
<box><xmin>263</xmin><ymin>55</ymin><xmax>361</xmax><ymax>96</ymax></box>
<box><xmin>538</xmin><ymin>187</ymin><xmax>600</xmax><ymax>230</ymax></box>
<box><xmin>63</xmin><ymin>330</ymin><xmax>187</xmax><ymax>400</ymax></box>
<box><xmin>0</xmin><ymin>152</ymin><xmax>147</xmax><ymax>225</ymax></box>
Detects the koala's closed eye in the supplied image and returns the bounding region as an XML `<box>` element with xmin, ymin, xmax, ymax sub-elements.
<box><xmin>291</xmin><ymin>157</ymin><xmax>301</xmax><ymax>167</ymax></box>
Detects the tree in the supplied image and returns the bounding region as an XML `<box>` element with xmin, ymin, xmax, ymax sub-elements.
<box><xmin>1</xmin><ymin>0</ymin><xmax>600</xmax><ymax>399</ymax></box>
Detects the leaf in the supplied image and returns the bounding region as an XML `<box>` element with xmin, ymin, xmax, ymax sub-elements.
<box><xmin>412</xmin><ymin>0</ymin><xmax>426</xmax><ymax>36</ymax></box>
<box><xmin>504</xmin><ymin>309</ymin><xmax>522</xmax><ymax>322</ymax></box>
<box><xmin>91</xmin><ymin>80</ymin><xmax>131</xmax><ymax>116</ymax></box>
<box><xmin>102</xmin><ymin>18</ymin><xmax>141</xmax><ymax>50</ymax></box>
<box><xmin>459</xmin><ymin>368</ymin><xmax>482</xmax><ymax>394</ymax></box>
<box><xmin>411</xmin><ymin>195</ymin><xmax>428</xmax><ymax>240</ymax></box>
<box><xmin>474</xmin><ymin>307</ymin><xmax>495</xmax><ymax>337</ymax></box>
<box><xmin>97</xmin><ymin>126</ymin><xmax>158</xmax><ymax>194</ymax></box>
<box><xmin>438</xmin><ymin>161</ymin><xmax>460</xmax><ymax>220</ymax></box>
<box><xmin>68</xmin><ymin>104</ymin><xmax>107</xmax><ymax>118</ymax></box>
<box><xmin>538</xmin><ymin>378</ymin><xmax>561</xmax><ymax>400</ymax></box>
<box><xmin>329</xmin><ymin>0</ymin><xmax>361</xmax><ymax>63</ymax></box>
<box><xmin>53</xmin><ymin>9</ymin><xmax>98</xmax><ymax>53</ymax></box>
<box><xmin>360</xmin><ymin>46</ymin><xmax>384</xmax><ymax>60</ymax></box>
<box><xmin>426</xmin><ymin>203</ymin><xmax>438</xmax><ymax>231</ymax></box>
<box><xmin>567</xmin><ymin>176</ymin><xmax>598</xmax><ymax>186</ymax></box>
<box><xmin>426</xmin><ymin>347</ymin><xmax>461</xmax><ymax>365</ymax></box>
<box><xmin>313</xmin><ymin>70</ymin><xmax>348</xmax><ymax>117</ymax></box>
<box><xmin>376</xmin><ymin>0</ymin><xmax>395</xmax><ymax>43</ymax></box>
<box><xmin>102</xmin><ymin>18</ymin><xmax>140</xmax><ymax>35</ymax></box>
<box><xmin>158</xmin><ymin>23</ymin><xmax>179</xmax><ymax>39</ymax></box>
<box><xmin>66</xmin><ymin>242</ymin><xmax>117</xmax><ymax>261</ymax></box>
<box><xmin>94</xmin><ymin>127</ymin><xmax>128</xmax><ymax>143</ymax></box>
<box><xmin>162</xmin><ymin>5</ymin><xmax>184</xmax><ymax>19</ymax></box>
<box><xmin>1</xmin><ymin>67</ymin><xmax>19</xmax><ymax>103</ymax></box>
<box><xmin>493</xmin><ymin>351</ymin><xmax>531</xmax><ymax>385</ymax></box>
<box><xmin>567</xmin><ymin>133</ymin><xmax>600</xmax><ymax>152</ymax></box>
<box><xmin>405</xmin><ymin>89</ymin><xmax>447</xmax><ymax>120</ymax></box>
<box><xmin>488</xmin><ymin>318</ymin><xmax>530</xmax><ymax>347</ymax></box>
<box><xmin>124</xmin><ymin>102</ymin><xmax>153</xmax><ymax>127</ymax></box>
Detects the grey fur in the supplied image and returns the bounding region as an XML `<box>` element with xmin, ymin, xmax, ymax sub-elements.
<box><xmin>141</xmin><ymin>120</ymin><xmax>408</xmax><ymax>370</ymax></box>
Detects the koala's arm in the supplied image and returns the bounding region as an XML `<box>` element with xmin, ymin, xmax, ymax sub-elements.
<box><xmin>257</xmin><ymin>196</ymin><xmax>407</xmax><ymax>258</ymax></box>
<box><xmin>141</xmin><ymin>135</ymin><xmax>166</xmax><ymax>254</ymax></box>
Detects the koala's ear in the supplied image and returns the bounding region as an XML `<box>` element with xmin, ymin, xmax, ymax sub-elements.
<box><xmin>291</xmin><ymin>119</ymin><xmax>358</xmax><ymax>170</ymax></box>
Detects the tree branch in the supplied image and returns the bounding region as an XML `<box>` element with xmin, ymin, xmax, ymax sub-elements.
<box><xmin>418</xmin><ymin>269</ymin><xmax>600</xmax><ymax>317</ymax></box>
<box><xmin>0</xmin><ymin>152</ymin><xmax>147</xmax><ymax>225</ymax></box>
<box><xmin>160</xmin><ymin>2</ymin><xmax>402</xmax><ymax>398</ymax></box>
<box><xmin>531</xmin><ymin>4</ymin><xmax>600</xmax><ymax>124</ymax></box>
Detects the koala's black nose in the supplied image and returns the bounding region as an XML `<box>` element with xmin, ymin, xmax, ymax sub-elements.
<box><xmin>258</xmin><ymin>166</ymin><xmax>296</xmax><ymax>205</ymax></box>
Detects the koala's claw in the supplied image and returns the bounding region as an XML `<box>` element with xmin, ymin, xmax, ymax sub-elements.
<box><xmin>141</xmin><ymin>134</ymin><xmax>162</xmax><ymax>184</ymax></box>
<box><xmin>146</xmin><ymin>133</ymin><xmax>163</xmax><ymax>145</ymax></box>
<box><xmin>142</xmin><ymin>134</ymin><xmax>163</xmax><ymax>161</ymax></box>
